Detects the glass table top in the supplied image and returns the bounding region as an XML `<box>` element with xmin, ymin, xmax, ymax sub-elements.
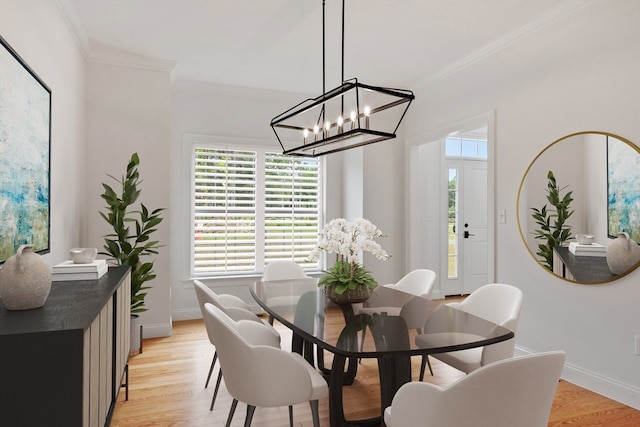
<box><xmin>251</xmin><ymin>278</ymin><xmax>514</xmax><ymax>358</ymax></box>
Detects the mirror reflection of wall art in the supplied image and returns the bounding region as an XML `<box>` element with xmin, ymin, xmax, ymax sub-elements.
<box><xmin>0</xmin><ymin>36</ymin><xmax>51</xmax><ymax>263</ymax></box>
<box><xmin>607</xmin><ymin>136</ymin><xmax>640</xmax><ymax>241</ymax></box>
<box><xmin>518</xmin><ymin>131</ymin><xmax>640</xmax><ymax>284</ymax></box>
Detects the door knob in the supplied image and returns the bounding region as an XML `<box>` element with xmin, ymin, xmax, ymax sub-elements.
<box><xmin>464</xmin><ymin>230</ymin><xmax>475</xmax><ymax>238</ymax></box>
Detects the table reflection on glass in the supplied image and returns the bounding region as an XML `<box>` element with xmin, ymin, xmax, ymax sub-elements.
<box><xmin>251</xmin><ymin>279</ymin><xmax>514</xmax><ymax>427</ymax></box>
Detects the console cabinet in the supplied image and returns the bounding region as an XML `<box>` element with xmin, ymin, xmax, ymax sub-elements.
<box><xmin>552</xmin><ymin>246</ymin><xmax>615</xmax><ymax>282</ymax></box>
<box><xmin>0</xmin><ymin>266</ymin><xmax>131</xmax><ymax>427</ymax></box>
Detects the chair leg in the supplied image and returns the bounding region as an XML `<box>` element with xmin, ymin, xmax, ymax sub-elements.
<box><xmin>310</xmin><ymin>400</ymin><xmax>321</xmax><ymax>427</ymax></box>
<box><xmin>419</xmin><ymin>355</ymin><xmax>434</xmax><ymax>381</ymax></box>
<box><xmin>225</xmin><ymin>399</ymin><xmax>238</xmax><ymax>427</ymax></box>
<box><xmin>244</xmin><ymin>405</ymin><xmax>256</xmax><ymax>427</ymax></box>
<box><xmin>289</xmin><ymin>405</ymin><xmax>294</xmax><ymax>427</ymax></box>
<box><xmin>205</xmin><ymin>351</ymin><xmax>217</xmax><ymax>388</ymax></box>
<box><xmin>210</xmin><ymin>369</ymin><xmax>223</xmax><ymax>410</ymax></box>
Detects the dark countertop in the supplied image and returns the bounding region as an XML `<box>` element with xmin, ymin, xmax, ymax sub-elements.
<box><xmin>554</xmin><ymin>246</ymin><xmax>615</xmax><ymax>283</ymax></box>
<box><xmin>0</xmin><ymin>266</ymin><xmax>130</xmax><ymax>335</ymax></box>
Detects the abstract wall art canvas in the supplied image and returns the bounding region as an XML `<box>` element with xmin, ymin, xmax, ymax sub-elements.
<box><xmin>0</xmin><ymin>36</ymin><xmax>51</xmax><ymax>263</ymax></box>
<box><xmin>607</xmin><ymin>136</ymin><xmax>640</xmax><ymax>242</ymax></box>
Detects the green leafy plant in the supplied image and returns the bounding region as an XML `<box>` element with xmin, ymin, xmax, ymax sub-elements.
<box><xmin>99</xmin><ymin>153</ymin><xmax>165</xmax><ymax>313</ymax></box>
<box><xmin>318</xmin><ymin>258</ymin><xmax>378</xmax><ymax>295</ymax></box>
<box><xmin>531</xmin><ymin>170</ymin><xmax>574</xmax><ymax>270</ymax></box>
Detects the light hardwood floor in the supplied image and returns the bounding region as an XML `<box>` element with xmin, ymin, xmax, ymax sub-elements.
<box><xmin>111</xmin><ymin>311</ymin><xmax>640</xmax><ymax>427</ymax></box>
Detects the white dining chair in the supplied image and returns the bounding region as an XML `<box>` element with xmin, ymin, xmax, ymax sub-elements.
<box><xmin>356</xmin><ymin>269</ymin><xmax>436</xmax><ymax>330</ymax></box>
<box><xmin>384</xmin><ymin>351</ymin><xmax>565</xmax><ymax>427</ymax></box>
<box><xmin>262</xmin><ymin>259</ymin><xmax>310</xmax><ymax>281</ymax></box>
<box><xmin>419</xmin><ymin>283</ymin><xmax>523</xmax><ymax>378</ymax></box>
<box><xmin>261</xmin><ymin>260</ymin><xmax>310</xmax><ymax>324</ymax></box>
<box><xmin>193</xmin><ymin>280</ymin><xmax>280</xmax><ymax>410</ymax></box>
<box><xmin>354</xmin><ymin>269</ymin><xmax>436</xmax><ymax>368</ymax></box>
<box><xmin>204</xmin><ymin>303</ymin><xmax>328</xmax><ymax>427</ymax></box>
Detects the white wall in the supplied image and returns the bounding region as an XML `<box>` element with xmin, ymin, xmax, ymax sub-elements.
<box><xmin>399</xmin><ymin>1</ymin><xmax>640</xmax><ymax>408</ymax></box>
<box><xmin>0</xmin><ymin>1</ymin><xmax>86</xmax><ymax>266</ymax></box>
<box><xmin>362</xmin><ymin>139</ymin><xmax>406</xmax><ymax>285</ymax></box>
<box><xmin>85</xmin><ymin>62</ymin><xmax>172</xmax><ymax>337</ymax></box>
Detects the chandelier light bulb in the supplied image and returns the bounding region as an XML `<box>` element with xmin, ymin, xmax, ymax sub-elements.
<box><xmin>303</xmin><ymin>128</ymin><xmax>309</xmax><ymax>144</ymax></box>
<box><xmin>337</xmin><ymin>116</ymin><xmax>344</xmax><ymax>133</ymax></box>
<box><xmin>364</xmin><ymin>106</ymin><xmax>371</xmax><ymax>129</ymax></box>
<box><xmin>350</xmin><ymin>110</ymin><xmax>356</xmax><ymax>129</ymax></box>
<box><xmin>313</xmin><ymin>124</ymin><xmax>319</xmax><ymax>141</ymax></box>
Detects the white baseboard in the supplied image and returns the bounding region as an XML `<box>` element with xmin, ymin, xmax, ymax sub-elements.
<box><xmin>171</xmin><ymin>307</ymin><xmax>201</xmax><ymax>321</ymax></box>
<box><xmin>139</xmin><ymin>322</ymin><xmax>173</xmax><ymax>339</ymax></box>
<box><xmin>515</xmin><ymin>346</ymin><xmax>640</xmax><ymax>410</ymax></box>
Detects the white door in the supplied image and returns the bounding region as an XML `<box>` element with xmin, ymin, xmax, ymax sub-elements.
<box><xmin>462</xmin><ymin>159</ymin><xmax>488</xmax><ymax>294</ymax></box>
<box><xmin>444</xmin><ymin>158</ymin><xmax>488</xmax><ymax>296</ymax></box>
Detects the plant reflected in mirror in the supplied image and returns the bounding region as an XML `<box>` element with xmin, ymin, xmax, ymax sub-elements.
<box><xmin>517</xmin><ymin>132</ymin><xmax>640</xmax><ymax>284</ymax></box>
<box><xmin>531</xmin><ymin>171</ymin><xmax>574</xmax><ymax>271</ymax></box>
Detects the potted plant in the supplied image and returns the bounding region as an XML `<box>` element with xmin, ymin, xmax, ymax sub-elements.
<box><xmin>308</xmin><ymin>218</ymin><xmax>390</xmax><ymax>304</ymax></box>
<box><xmin>530</xmin><ymin>170</ymin><xmax>574</xmax><ymax>270</ymax></box>
<box><xmin>99</xmin><ymin>153</ymin><xmax>164</xmax><ymax>352</ymax></box>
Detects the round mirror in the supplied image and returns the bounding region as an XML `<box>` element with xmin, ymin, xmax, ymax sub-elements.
<box><xmin>517</xmin><ymin>131</ymin><xmax>640</xmax><ymax>284</ymax></box>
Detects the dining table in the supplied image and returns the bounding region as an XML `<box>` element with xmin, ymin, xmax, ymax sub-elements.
<box><xmin>251</xmin><ymin>278</ymin><xmax>514</xmax><ymax>427</ymax></box>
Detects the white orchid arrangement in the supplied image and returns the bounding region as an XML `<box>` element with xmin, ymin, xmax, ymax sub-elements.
<box><xmin>309</xmin><ymin>218</ymin><xmax>390</xmax><ymax>295</ymax></box>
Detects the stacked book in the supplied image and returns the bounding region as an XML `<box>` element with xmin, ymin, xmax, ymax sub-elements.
<box><xmin>568</xmin><ymin>242</ymin><xmax>606</xmax><ymax>257</ymax></box>
<box><xmin>52</xmin><ymin>259</ymin><xmax>108</xmax><ymax>281</ymax></box>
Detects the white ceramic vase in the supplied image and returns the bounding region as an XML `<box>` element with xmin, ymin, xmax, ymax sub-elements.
<box><xmin>0</xmin><ymin>244</ymin><xmax>52</xmax><ymax>310</ymax></box>
<box><xmin>606</xmin><ymin>232</ymin><xmax>640</xmax><ymax>275</ymax></box>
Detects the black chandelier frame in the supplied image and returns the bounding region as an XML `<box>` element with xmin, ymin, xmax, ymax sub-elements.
<box><xmin>270</xmin><ymin>0</ymin><xmax>414</xmax><ymax>157</ymax></box>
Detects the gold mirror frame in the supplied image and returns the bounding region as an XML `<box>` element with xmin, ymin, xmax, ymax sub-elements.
<box><xmin>517</xmin><ymin>131</ymin><xmax>640</xmax><ymax>284</ymax></box>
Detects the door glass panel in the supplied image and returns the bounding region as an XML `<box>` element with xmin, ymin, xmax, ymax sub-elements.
<box><xmin>448</xmin><ymin>168</ymin><xmax>459</xmax><ymax>279</ymax></box>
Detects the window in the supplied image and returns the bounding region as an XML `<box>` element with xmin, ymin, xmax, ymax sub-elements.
<box><xmin>445</xmin><ymin>136</ymin><xmax>488</xmax><ymax>159</ymax></box>
<box><xmin>192</xmin><ymin>144</ymin><xmax>321</xmax><ymax>277</ymax></box>
<box><xmin>447</xmin><ymin>167</ymin><xmax>459</xmax><ymax>279</ymax></box>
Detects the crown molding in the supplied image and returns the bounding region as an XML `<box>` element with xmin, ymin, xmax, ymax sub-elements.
<box><xmin>56</xmin><ymin>0</ymin><xmax>176</xmax><ymax>73</ymax></box>
<box><xmin>414</xmin><ymin>0</ymin><xmax>598</xmax><ymax>91</ymax></box>
<box><xmin>85</xmin><ymin>51</ymin><xmax>176</xmax><ymax>73</ymax></box>
<box><xmin>171</xmin><ymin>79</ymin><xmax>311</xmax><ymax>100</ymax></box>
<box><xmin>56</xmin><ymin>0</ymin><xmax>90</xmax><ymax>60</ymax></box>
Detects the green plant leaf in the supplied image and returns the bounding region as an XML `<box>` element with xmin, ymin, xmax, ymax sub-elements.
<box><xmin>530</xmin><ymin>170</ymin><xmax>573</xmax><ymax>270</ymax></box>
<box><xmin>99</xmin><ymin>153</ymin><xmax>164</xmax><ymax>312</ymax></box>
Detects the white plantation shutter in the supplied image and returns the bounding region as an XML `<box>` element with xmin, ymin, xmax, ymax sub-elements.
<box><xmin>193</xmin><ymin>148</ymin><xmax>257</xmax><ymax>274</ymax></box>
<box><xmin>191</xmin><ymin>144</ymin><xmax>321</xmax><ymax>276</ymax></box>
<box><xmin>264</xmin><ymin>153</ymin><xmax>320</xmax><ymax>268</ymax></box>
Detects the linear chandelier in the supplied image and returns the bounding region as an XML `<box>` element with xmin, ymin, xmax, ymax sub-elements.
<box><xmin>270</xmin><ymin>0</ymin><xmax>414</xmax><ymax>157</ymax></box>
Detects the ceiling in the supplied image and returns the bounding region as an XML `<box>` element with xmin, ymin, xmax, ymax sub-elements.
<box><xmin>57</xmin><ymin>0</ymin><xmax>599</xmax><ymax>95</ymax></box>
